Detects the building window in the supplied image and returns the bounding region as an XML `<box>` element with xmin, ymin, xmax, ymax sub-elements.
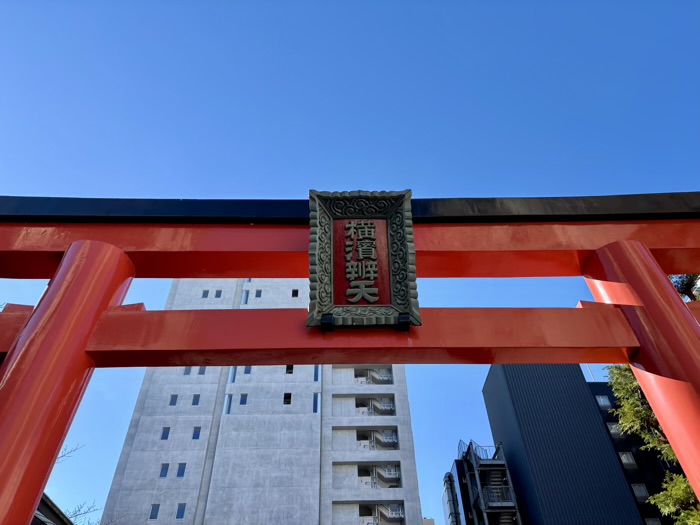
<box><xmin>292</xmin><ymin>289</ymin><xmax>299</xmax><ymax>297</ymax></box>
<box><xmin>149</xmin><ymin>504</ymin><xmax>160</xmax><ymax>520</ymax></box>
<box><xmin>255</xmin><ymin>289</ymin><xmax>262</xmax><ymax>298</ymax></box>
<box><xmin>244</xmin><ymin>366</ymin><xmax>252</xmax><ymax>374</ymax></box>
<box><xmin>192</xmin><ymin>427</ymin><xmax>201</xmax><ymax>440</ymax></box>
<box><xmin>159</xmin><ymin>464</ymin><xmax>169</xmax><ymax>478</ymax></box>
<box><xmin>184</xmin><ymin>366</ymin><xmax>192</xmax><ymax>376</ymax></box>
<box><xmin>177</xmin><ymin>463</ymin><xmax>186</xmax><ymax>478</ymax></box>
<box><xmin>286</xmin><ymin>365</ymin><xmax>294</xmax><ymax>374</ymax></box>
<box><xmin>198</xmin><ymin>366</ymin><xmax>206</xmax><ymax>375</ymax></box>
<box><xmin>240</xmin><ymin>393</ymin><xmax>248</xmax><ymax>405</ymax></box>
<box><xmin>245</xmin><ymin>278</ymin><xmax>251</xmax><ymax>283</ymax></box>
<box><xmin>169</xmin><ymin>394</ymin><xmax>178</xmax><ymax>406</ymax></box>
<box><xmin>202</xmin><ymin>290</ymin><xmax>209</xmax><ymax>298</ymax></box>
<box><xmin>284</xmin><ymin>393</ymin><xmax>292</xmax><ymax>405</ymax></box>
<box><xmin>229</xmin><ymin>366</ymin><xmax>237</xmax><ymax>383</ymax></box>
<box><xmin>645</xmin><ymin>519</ymin><xmax>662</xmax><ymax>525</ymax></box>
<box><xmin>607</xmin><ymin>422</ymin><xmax>622</xmax><ymax>438</ymax></box>
<box><xmin>192</xmin><ymin>394</ymin><xmax>200</xmax><ymax>406</ymax></box>
<box><xmin>596</xmin><ymin>395</ymin><xmax>612</xmax><ymax>409</ymax></box>
<box><xmin>632</xmin><ymin>483</ymin><xmax>649</xmax><ymax>501</ymax></box>
<box><xmin>224</xmin><ymin>394</ymin><xmax>233</xmax><ymax>414</ymax></box>
<box><xmin>161</xmin><ymin>427</ymin><xmax>170</xmax><ymax>440</ymax></box>
<box><xmin>619</xmin><ymin>452</ymin><xmax>637</xmax><ymax>468</ymax></box>
<box><xmin>314</xmin><ymin>365</ymin><xmax>320</xmax><ymax>382</ymax></box>
<box><xmin>242</xmin><ymin>290</ymin><xmax>249</xmax><ymax>305</ymax></box>
<box><xmin>313</xmin><ymin>392</ymin><xmax>320</xmax><ymax>414</ymax></box>
<box><xmin>176</xmin><ymin>503</ymin><xmax>186</xmax><ymax>520</ymax></box>
<box><xmin>215</xmin><ymin>289</ymin><xmax>222</xmax><ymax>298</ymax></box>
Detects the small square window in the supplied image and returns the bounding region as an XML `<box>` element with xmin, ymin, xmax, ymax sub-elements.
<box><xmin>149</xmin><ymin>504</ymin><xmax>160</xmax><ymax>520</ymax></box>
<box><xmin>176</xmin><ymin>503</ymin><xmax>186</xmax><ymax>520</ymax></box>
<box><xmin>192</xmin><ymin>394</ymin><xmax>200</xmax><ymax>406</ymax></box>
<box><xmin>198</xmin><ymin>366</ymin><xmax>206</xmax><ymax>375</ymax></box>
<box><xmin>169</xmin><ymin>394</ymin><xmax>178</xmax><ymax>406</ymax></box>
<box><xmin>177</xmin><ymin>463</ymin><xmax>186</xmax><ymax>478</ymax></box>
<box><xmin>192</xmin><ymin>426</ymin><xmax>201</xmax><ymax>440</ymax></box>
<box><xmin>292</xmin><ymin>289</ymin><xmax>299</xmax><ymax>298</ymax></box>
<box><xmin>215</xmin><ymin>289</ymin><xmax>222</xmax><ymax>298</ymax></box>
<box><xmin>283</xmin><ymin>393</ymin><xmax>292</xmax><ymax>405</ymax></box>
<box><xmin>240</xmin><ymin>393</ymin><xmax>248</xmax><ymax>405</ymax></box>
<box><xmin>596</xmin><ymin>395</ymin><xmax>612</xmax><ymax>409</ymax></box>
<box><xmin>202</xmin><ymin>290</ymin><xmax>209</xmax><ymax>298</ymax></box>
<box><xmin>159</xmin><ymin>463</ymin><xmax>169</xmax><ymax>478</ymax></box>
<box><xmin>244</xmin><ymin>366</ymin><xmax>252</xmax><ymax>374</ymax></box>
<box><xmin>607</xmin><ymin>422</ymin><xmax>621</xmax><ymax>438</ymax></box>
<box><xmin>286</xmin><ymin>365</ymin><xmax>294</xmax><ymax>374</ymax></box>
<box><xmin>255</xmin><ymin>289</ymin><xmax>262</xmax><ymax>298</ymax></box>
<box><xmin>619</xmin><ymin>452</ymin><xmax>637</xmax><ymax>468</ymax></box>
<box><xmin>184</xmin><ymin>367</ymin><xmax>192</xmax><ymax>376</ymax></box>
<box><xmin>161</xmin><ymin>427</ymin><xmax>170</xmax><ymax>440</ymax></box>
<box><xmin>632</xmin><ymin>483</ymin><xmax>649</xmax><ymax>501</ymax></box>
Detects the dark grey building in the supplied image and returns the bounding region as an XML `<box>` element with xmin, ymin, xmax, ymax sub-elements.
<box><xmin>588</xmin><ymin>382</ymin><xmax>673</xmax><ymax>525</ymax></box>
<box><xmin>443</xmin><ymin>440</ymin><xmax>522</xmax><ymax>525</ymax></box>
<box><xmin>483</xmin><ymin>365</ymin><xmax>669</xmax><ymax>525</ymax></box>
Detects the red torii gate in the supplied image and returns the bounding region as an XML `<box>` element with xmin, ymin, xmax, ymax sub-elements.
<box><xmin>1</xmin><ymin>192</ymin><xmax>699</xmax><ymax>525</ymax></box>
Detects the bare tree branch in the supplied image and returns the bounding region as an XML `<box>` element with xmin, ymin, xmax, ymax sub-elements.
<box><xmin>64</xmin><ymin>501</ymin><xmax>98</xmax><ymax>520</ymax></box>
<box><xmin>55</xmin><ymin>443</ymin><xmax>85</xmax><ymax>464</ymax></box>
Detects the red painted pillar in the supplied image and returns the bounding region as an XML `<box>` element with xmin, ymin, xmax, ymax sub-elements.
<box><xmin>589</xmin><ymin>240</ymin><xmax>700</xmax><ymax>496</ymax></box>
<box><xmin>0</xmin><ymin>241</ymin><xmax>134</xmax><ymax>525</ymax></box>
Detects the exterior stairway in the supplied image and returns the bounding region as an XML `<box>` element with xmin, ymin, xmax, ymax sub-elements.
<box><xmin>376</xmin><ymin>466</ymin><xmax>400</xmax><ymax>483</ymax></box>
<box><xmin>370</xmin><ymin>399</ymin><xmax>395</xmax><ymax>415</ymax></box>
<box><xmin>373</xmin><ymin>430</ymin><xmax>399</xmax><ymax>449</ymax></box>
<box><xmin>377</xmin><ymin>504</ymin><xmax>404</xmax><ymax>523</ymax></box>
<box><xmin>368</xmin><ymin>369</ymin><xmax>393</xmax><ymax>384</ymax></box>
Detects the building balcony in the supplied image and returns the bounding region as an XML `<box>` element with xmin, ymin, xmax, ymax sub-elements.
<box><xmin>359</xmin><ymin>503</ymin><xmax>405</xmax><ymax>524</ymax></box>
<box><xmin>354</xmin><ymin>368</ymin><xmax>394</xmax><ymax>385</ymax></box>
<box><xmin>480</xmin><ymin>486</ymin><xmax>515</xmax><ymax>508</ymax></box>
<box><xmin>358</xmin><ymin>465</ymin><xmax>402</xmax><ymax>489</ymax></box>
<box><xmin>356</xmin><ymin>429</ymin><xmax>399</xmax><ymax>451</ymax></box>
<box><xmin>355</xmin><ymin>397</ymin><xmax>396</xmax><ymax>416</ymax></box>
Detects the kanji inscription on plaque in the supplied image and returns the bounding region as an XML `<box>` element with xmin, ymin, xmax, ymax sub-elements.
<box><xmin>307</xmin><ymin>190</ymin><xmax>421</xmax><ymax>328</ymax></box>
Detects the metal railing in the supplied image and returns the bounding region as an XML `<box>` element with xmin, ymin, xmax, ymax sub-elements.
<box><xmin>458</xmin><ymin>439</ymin><xmax>504</xmax><ymax>461</ymax></box>
<box><xmin>378</xmin><ymin>504</ymin><xmax>405</xmax><ymax>518</ymax></box>
<box><xmin>354</xmin><ymin>369</ymin><xmax>394</xmax><ymax>385</ymax></box>
<box><xmin>481</xmin><ymin>485</ymin><xmax>514</xmax><ymax>506</ymax></box>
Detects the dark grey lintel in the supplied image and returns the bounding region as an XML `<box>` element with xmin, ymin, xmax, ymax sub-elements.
<box><xmin>0</xmin><ymin>191</ymin><xmax>699</xmax><ymax>225</ymax></box>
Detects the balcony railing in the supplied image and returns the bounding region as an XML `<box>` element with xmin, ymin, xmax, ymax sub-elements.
<box><xmin>355</xmin><ymin>400</ymin><xmax>396</xmax><ymax>416</ymax></box>
<box><xmin>481</xmin><ymin>486</ymin><xmax>515</xmax><ymax>507</ymax></box>
<box><xmin>354</xmin><ymin>369</ymin><xmax>394</xmax><ymax>385</ymax></box>
<box><xmin>458</xmin><ymin>439</ymin><xmax>504</xmax><ymax>462</ymax></box>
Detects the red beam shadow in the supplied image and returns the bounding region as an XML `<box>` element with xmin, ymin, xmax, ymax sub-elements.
<box><xmin>2</xmin><ymin>220</ymin><xmax>700</xmax><ymax>279</ymax></box>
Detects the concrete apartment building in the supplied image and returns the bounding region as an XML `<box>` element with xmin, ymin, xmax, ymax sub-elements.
<box><xmin>102</xmin><ymin>278</ymin><xmax>422</xmax><ymax>525</ymax></box>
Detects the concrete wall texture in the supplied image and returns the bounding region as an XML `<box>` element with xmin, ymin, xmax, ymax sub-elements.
<box><xmin>102</xmin><ymin>278</ymin><xmax>423</xmax><ymax>525</ymax></box>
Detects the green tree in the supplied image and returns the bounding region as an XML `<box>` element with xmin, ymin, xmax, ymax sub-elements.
<box><xmin>606</xmin><ymin>274</ymin><xmax>700</xmax><ymax>523</ymax></box>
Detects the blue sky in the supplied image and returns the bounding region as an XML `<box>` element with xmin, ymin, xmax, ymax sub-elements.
<box><xmin>0</xmin><ymin>1</ymin><xmax>698</xmax><ymax>523</ymax></box>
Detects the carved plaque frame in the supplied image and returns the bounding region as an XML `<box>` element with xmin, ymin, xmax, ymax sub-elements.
<box><xmin>307</xmin><ymin>190</ymin><xmax>421</xmax><ymax>327</ymax></box>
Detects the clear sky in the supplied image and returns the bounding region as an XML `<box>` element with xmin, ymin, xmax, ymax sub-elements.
<box><xmin>0</xmin><ymin>1</ymin><xmax>698</xmax><ymax>524</ymax></box>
